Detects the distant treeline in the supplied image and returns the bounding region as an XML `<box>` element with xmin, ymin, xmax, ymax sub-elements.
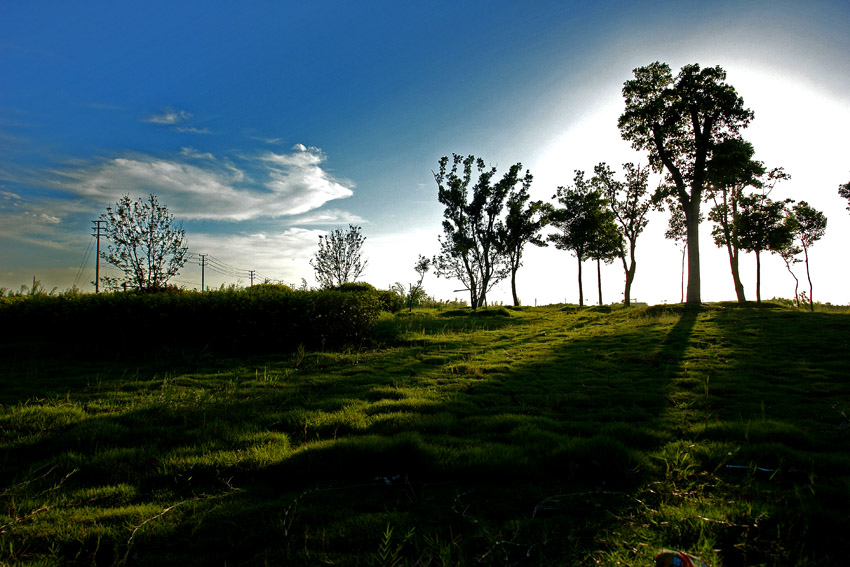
<box><xmin>0</xmin><ymin>284</ymin><xmax>403</xmax><ymax>358</ymax></box>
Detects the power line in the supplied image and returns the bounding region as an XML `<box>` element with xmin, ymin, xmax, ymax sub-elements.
<box><xmin>74</xmin><ymin>235</ymin><xmax>96</xmax><ymax>290</ymax></box>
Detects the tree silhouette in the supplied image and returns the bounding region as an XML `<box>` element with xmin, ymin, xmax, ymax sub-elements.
<box><xmin>496</xmin><ymin>181</ymin><xmax>547</xmax><ymax>306</ymax></box>
<box><xmin>735</xmin><ymin>193</ymin><xmax>793</xmax><ymax>303</ymax></box>
<box><xmin>100</xmin><ymin>194</ymin><xmax>188</xmax><ymax>291</ymax></box>
<box><xmin>619</xmin><ymin>62</ymin><xmax>753</xmax><ymax>305</ymax></box>
<box><xmin>594</xmin><ymin>162</ymin><xmax>652</xmax><ymax>307</ymax></box>
<box><xmin>548</xmin><ymin>171</ymin><xmax>609</xmax><ymax>307</ymax></box>
<box><xmin>706</xmin><ymin>139</ymin><xmax>766</xmax><ymax>304</ymax></box>
<box><xmin>788</xmin><ymin>201</ymin><xmax>828</xmax><ymax>311</ymax></box>
<box><xmin>310</xmin><ymin>225</ymin><xmax>368</xmax><ymax>289</ymax></box>
<box><xmin>433</xmin><ymin>154</ymin><xmax>531</xmax><ymax>308</ymax></box>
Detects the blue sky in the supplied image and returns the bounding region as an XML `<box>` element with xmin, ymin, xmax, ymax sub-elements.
<box><xmin>2</xmin><ymin>1</ymin><xmax>849</xmax><ymax>304</ymax></box>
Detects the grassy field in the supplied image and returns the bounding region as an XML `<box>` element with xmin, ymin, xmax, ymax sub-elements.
<box><xmin>1</xmin><ymin>303</ymin><xmax>849</xmax><ymax>566</ymax></box>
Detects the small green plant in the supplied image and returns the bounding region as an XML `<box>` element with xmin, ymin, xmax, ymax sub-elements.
<box><xmin>374</xmin><ymin>523</ymin><xmax>414</xmax><ymax>567</ymax></box>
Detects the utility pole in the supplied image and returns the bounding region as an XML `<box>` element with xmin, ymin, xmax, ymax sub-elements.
<box><xmin>248</xmin><ymin>270</ymin><xmax>256</xmax><ymax>287</ymax></box>
<box><xmin>91</xmin><ymin>220</ymin><xmax>105</xmax><ymax>293</ymax></box>
<box><xmin>198</xmin><ymin>254</ymin><xmax>207</xmax><ymax>291</ymax></box>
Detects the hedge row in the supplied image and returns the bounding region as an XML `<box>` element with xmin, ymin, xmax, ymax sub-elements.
<box><xmin>0</xmin><ymin>287</ymin><xmax>396</xmax><ymax>358</ymax></box>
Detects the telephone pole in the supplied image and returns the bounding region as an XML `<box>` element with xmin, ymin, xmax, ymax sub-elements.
<box><xmin>248</xmin><ymin>270</ymin><xmax>256</xmax><ymax>287</ymax></box>
<box><xmin>198</xmin><ymin>254</ymin><xmax>207</xmax><ymax>291</ymax></box>
<box><xmin>91</xmin><ymin>220</ymin><xmax>106</xmax><ymax>293</ymax></box>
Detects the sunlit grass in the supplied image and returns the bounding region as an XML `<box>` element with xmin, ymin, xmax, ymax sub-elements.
<box><xmin>1</xmin><ymin>303</ymin><xmax>848</xmax><ymax>565</ymax></box>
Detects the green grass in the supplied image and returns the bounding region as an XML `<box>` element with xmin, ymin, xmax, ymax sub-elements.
<box><xmin>1</xmin><ymin>303</ymin><xmax>848</xmax><ymax>566</ymax></box>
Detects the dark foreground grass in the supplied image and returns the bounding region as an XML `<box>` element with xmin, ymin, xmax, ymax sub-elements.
<box><xmin>1</xmin><ymin>303</ymin><xmax>849</xmax><ymax>566</ymax></box>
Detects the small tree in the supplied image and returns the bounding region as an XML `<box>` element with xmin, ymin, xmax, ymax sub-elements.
<box><xmin>496</xmin><ymin>181</ymin><xmax>547</xmax><ymax>306</ymax></box>
<box><xmin>310</xmin><ymin>225</ymin><xmax>368</xmax><ymax>289</ymax></box>
<box><xmin>705</xmin><ymin>139</ymin><xmax>766</xmax><ymax>303</ymax></box>
<box><xmin>587</xmin><ymin>211</ymin><xmax>623</xmax><ymax>306</ymax></box>
<box><xmin>548</xmin><ymin>171</ymin><xmax>609</xmax><ymax>307</ymax></box>
<box><xmin>100</xmin><ymin>194</ymin><xmax>188</xmax><ymax>291</ymax></box>
<box><xmin>404</xmin><ymin>255</ymin><xmax>431</xmax><ymax>312</ymax></box>
<box><xmin>594</xmin><ymin>162</ymin><xmax>652</xmax><ymax>306</ymax></box>
<box><xmin>735</xmin><ymin>193</ymin><xmax>793</xmax><ymax>303</ymax></box>
<box><xmin>788</xmin><ymin>201</ymin><xmax>827</xmax><ymax>311</ymax></box>
<box><xmin>433</xmin><ymin>154</ymin><xmax>530</xmax><ymax>308</ymax></box>
<box><xmin>778</xmin><ymin>242</ymin><xmax>803</xmax><ymax>307</ymax></box>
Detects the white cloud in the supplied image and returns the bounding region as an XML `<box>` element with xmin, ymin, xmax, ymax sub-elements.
<box><xmin>288</xmin><ymin>208</ymin><xmax>366</xmax><ymax>225</ymax></box>
<box><xmin>58</xmin><ymin>145</ymin><xmax>354</xmax><ymax>221</ymax></box>
<box><xmin>176</xmin><ymin>126</ymin><xmax>211</xmax><ymax>134</ymax></box>
<box><xmin>180</xmin><ymin>147</ymin><xmax>215</xmax><ymax>160</ymax></box>
<box><xmin>146</xmin><ymin>107</ymin><xmax>191</xmax><ymax>125</ymax></box>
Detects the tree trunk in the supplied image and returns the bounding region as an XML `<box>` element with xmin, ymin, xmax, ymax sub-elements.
<box><xmin>596</xmin><ymin>258</ymin><xmax>603</xmax><ymax>306</ymax></box>
<box><xmin>577</xmin><ymin>256</ymin><xmax>584</xmax><ymax>307</ymax></box>
<box><xmin>755</xmin><ymin>250</ymin><xmax>762</xmax><ymax>304</ymax></box>
<box><xmin>622</xmin><ymin>245</ymin><xmax>636</xmax><ymax>307</ymax></box>
<box><xmin>725</xmin><ymin>242</ymin><xmax>746</xmax><ymax>303</ymax></box>
<box><xmin>680</xmin><ymin>245</ymin><xmax>686</xmax><ymax>304</ymax></box>
<box><xmin>510</xmin><ymin>268</ymin><xmax>520</xmax><ymax>307</ymax></box>
<box><xmin>803</xmin><ymin>242</ymin><xmax>814</xmax><ymax>312</ymax></box>
<box><xmin>685</xmin><ymin>201</ymin><xmax>701</xmax><ymax>305</ymax></box>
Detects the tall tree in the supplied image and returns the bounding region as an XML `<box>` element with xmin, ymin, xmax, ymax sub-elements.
<box><xmin>705</xmin><ymin>139</ymin><xmax>766</xmax><ymax>303</ymax></box>
<box><xmin>100</xmin><ymin>194</ymin><xmax>188</xmax><ymax>291</ymax></box>
<box><xmin>548</xmin><ymin>171</ymin><xmax>608</xmax><ymax>307</ymax></box>
<box><xmin>735</xmin><ymin>193</ymin><xmax>793</xmax><ymax>303</ymax></box>
<box><xmin>310</xmin><ymin>225</ymin><xmax>368</xmax><ymax>289</ymax></box>
<box><xmin>619</xmin><ymin>62</ymin><xmax>753</xmax><ymax>305</ymax></box>
<box><xmin>594</xmin><ymin>162</ymin><xmax>652</xmax><ymax>307</ymax></box>
<box><xmin>433</xmin><ymin>154</ymin><xmax>531</xmax><ymax>308</ymax></box>
<box><xmin>788</xmin><ymin>201</ymin><xmax>828</xmax><ymax>311</ymax></box>
<box><xmin>496</xmin><ymin>181</ymin><xmax>547</xmax><ymax>306</ymax></box>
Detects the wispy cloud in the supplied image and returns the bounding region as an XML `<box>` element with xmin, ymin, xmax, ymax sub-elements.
<box><xmin>176</xmin><ymin>126</ymin><xmax>211</xmax><ymax>134</ymax></box>
<box><xmin>180</xmin><ymin>147</ymin><xmax>215</xmax><ymax>160</ymax></box>
<box><xmin>145</xmin><ymin>107</ymin><xmax>191</xmax><ymax>125</ymax></box>
<box><xmin>289</xmin><ymin>208</ymin><xmax>366</xmax><ymax>225</ymax></box>
<box><xmin>56</xmin><ymin>144</ymin><xmax>355</xmax><ymax>221</ymax></box>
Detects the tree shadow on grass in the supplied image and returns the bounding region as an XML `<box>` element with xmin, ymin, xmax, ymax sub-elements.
<box><xmin>11</xmin><ymin>305</ymin><xmax>849</xmax><ymax>565</ymax></box>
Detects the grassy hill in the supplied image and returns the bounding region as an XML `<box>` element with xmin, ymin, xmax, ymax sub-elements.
<box><xmin>1</xmin><ymin>303</ymin><xmax>848</xmax><ymax>566</ymax></box>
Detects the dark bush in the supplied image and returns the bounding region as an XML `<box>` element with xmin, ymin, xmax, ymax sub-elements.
<box><xmin>0</xmin><ymin>288</ymin><xmax>381</xmax><ymax>359</ymax></box>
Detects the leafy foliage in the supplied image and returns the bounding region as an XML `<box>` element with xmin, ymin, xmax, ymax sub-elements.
<box><xmin>496</xmin><ymin>181</ymin><xmax>547</xmax><ymax>306</ymax></box>
<box><xmin>433</xmin><ymin>154</ymin><xmax>532</xmax><ymax>309</ymax></box>
<box><xmin>99</xmin><ymin>194</ymin><xmax>188</xmax><ymax>291</ymax></box>
<box><xmin>593</xmin><ymin>162</ymin><xmax>651</xmax><ymax>306</ymax></box>
<box><xmin>310</xmin><ymin>225</ymin><xmax>368</xmax><ymax>289</ymax></box>
<box><xmin>787</xmin><ymin>201</ymin><xmax>828</xmax><ymax>311</ymax></box>
<box><xmin>705</xmin><ymin>139</ymin><xmax>766</xmax><ymax>303</ymax></box>
<box><xmin>735</xmin><ymin>192</ymin><xmax>794</xmax><ymax>303</ymax></box>
<box><xmin>547</xmin><ymin>170</ymin><xmax>614</xmax><ymax>306</ymax></box>
<box><xmin>839</xmin><ymin>179</ymin><xmax>850</xmax><ymax>212</ymax></box>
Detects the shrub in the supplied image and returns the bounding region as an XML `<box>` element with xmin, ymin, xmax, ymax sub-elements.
<box><xmin>0</xmin><ymin>288</ymin><xmax>382</xmax><ymax>358</ymax></box>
